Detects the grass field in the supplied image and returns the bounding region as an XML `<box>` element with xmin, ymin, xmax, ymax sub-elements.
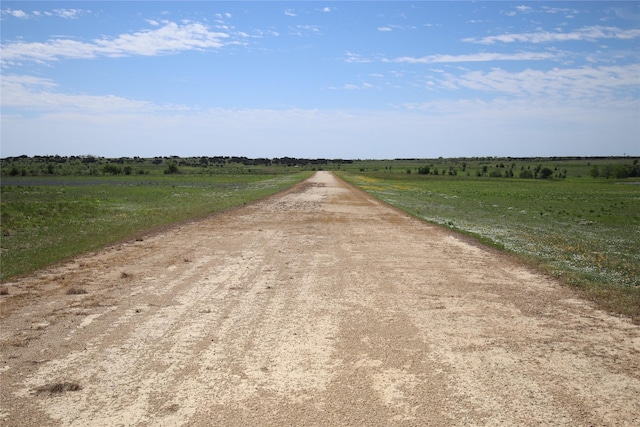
<box><xmin>0</xmin><ymin>173</ymin><xmax>310</xmax><ymax>281</ymax></box>
<box><xmin>339</xmin><ymin>170</ymin><xmax>640</xmax><ymax>322</ymax></box>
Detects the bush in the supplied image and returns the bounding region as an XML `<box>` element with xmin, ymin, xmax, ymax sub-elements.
<box><xmin>540</xmin><ymin>168</ymin><xmax>554</xmax><ymax>179</ymax></box>
<box><xmin>519</xmin><ymin>169</ymin><xmax>534</xmax><ymax>179</ymax></box>
<box><xmin>164</xmin><ymin>161</ymin><xmax>180</xmax><ymax>174</ymax></box>
<box><xmin>103</xmin><ymin>164</ymin><xmax>122</xmax><ymax>175</ymax></box>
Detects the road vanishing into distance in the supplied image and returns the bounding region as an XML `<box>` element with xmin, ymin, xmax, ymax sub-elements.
<box><xmin>1</xmin><ymin>171</ymin><xmax>639</xmax><ymax>426</ymax></box>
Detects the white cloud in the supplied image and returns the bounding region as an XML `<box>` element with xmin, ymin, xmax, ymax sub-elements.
<box><xmin>6</xmin><ymin>9</ymin><xmax>28</xmax><ymax>18</ymax></box>
<box><xmin>292</xmin><ymin>25</ymin><xmax>322</xmax><ymax>36</ymax></box>
<box><xmin>542</xmin><ymin>6</ymin><xmax>579</xmax><ymax>15</ymax></box>
<box><xmin>464</xmin><ymin>25</ymin><xmax>640</xmax><ymax>44</ymax></box>
<box><xmin>515</xmin><ymin>6</ymin><xmax>532</xmax><ymax>12</ymax></box>
<box><xmin>1</xmin><ymin>74</ymin><xmax>181</xmax><ymax>114</ymax></box>
<box><xmin>322</xmin><ymin>7</ymin><xmax>332</xmax><ymax>13</ymax></box>
<box><xmin>344</xmin><ymin>52</ymin><xmax>372</xmax><ymax>63</ymax></box>
<box><xmin>53</xmin><ymin>8</ymin><xmax>85</xmax><ymax>19</ymax></box>
<box><xmin>440</xmin><ymin>64</ymin><xmax>640</xmax><ymax>101</ymax></box>
<box><xmin>385</xmin><ymin>52</ymin><xmax>559</xmax><ymax>64</ymax></box>
<box><xmin>1</xmin><ymin>22</ymin><xmax>229</xmax><ymax>65</ymax></box>
<box><xmin>342</xmin><ymin>82</ymin><xmax>372</xmax><ymax>90</ymax></box>
<box><xmin>284</xmin><ymin>9</ymin><xmax>296</xmax><ymax>17</ymax></box>
<box><xmin>377</xmin><ymin>27</ymin><xmax>393</xmax><ymax>32</ymax></box>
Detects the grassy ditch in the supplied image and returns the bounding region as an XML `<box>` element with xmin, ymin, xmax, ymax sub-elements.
<box><xmin>1</xmin><ymin>173</ymin><xmax>310</xmax><ymax>281</ymax></box>
<box><xmin>339</xmin><ymin>172</ymin><xmax>640</xmax><ymax>322</ymax></box>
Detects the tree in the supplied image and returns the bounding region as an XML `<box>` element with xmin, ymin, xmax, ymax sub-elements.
<box><xmin>613</xmin><ymin>165</ymin><xmax>630</xmax><ymax>179</ymax></box>
<box><xmin>589</xmin><ymin>166</ymin><xmax>600</xmax><ymax>178</ymax></box>
<box><xmin>540</xmin><ymin>168</ymin><xmax>554</xmax><ymax>179</ymax></box>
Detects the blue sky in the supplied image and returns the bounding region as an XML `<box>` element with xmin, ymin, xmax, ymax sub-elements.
<box><xmin>1</xmin><ymin>1</ymin><xmax>639</xmax><ymax>159</ymax></box>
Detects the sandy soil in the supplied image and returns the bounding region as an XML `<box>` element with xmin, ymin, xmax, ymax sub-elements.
<box><xmin>1</xmin><ymin>171</ymin><xmax>639</xmax><ymax>426</ymax></box>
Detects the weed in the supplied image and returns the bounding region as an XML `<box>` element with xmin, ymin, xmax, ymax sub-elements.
<box><xmin>66</xmin><ymin>287</ymin><xmax>87</xmax><ymax>295</ymax></box>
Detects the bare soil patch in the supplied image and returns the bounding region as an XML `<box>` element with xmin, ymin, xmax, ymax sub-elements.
<box><xmin>1</xmin><ymin>171</ymin><xmax>638</xmax><ymax>426</ymax></box>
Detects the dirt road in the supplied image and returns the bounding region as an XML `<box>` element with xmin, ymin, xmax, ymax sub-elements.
<box><xmin>1</xmin><ymin>171</ymin><xmax>639</xmax><ymax>426</ymax></box>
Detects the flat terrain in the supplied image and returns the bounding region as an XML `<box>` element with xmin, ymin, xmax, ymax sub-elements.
<box><xmin>1</xmin><ymin>171</ymin><xmax>639</xmax><ymax>426</ymax></box>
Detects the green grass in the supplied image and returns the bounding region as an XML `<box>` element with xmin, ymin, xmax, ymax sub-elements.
<box><xmin>339</xmin><ymin>172</ymin><xmax>640</xmax><ymax>322</ymax></box>
<box><xmin>1</xmin><ymin>173</ymin><xmax>310</xmax><ymax>281</ymax></box>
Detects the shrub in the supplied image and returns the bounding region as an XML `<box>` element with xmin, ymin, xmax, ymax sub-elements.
<box><xmin>103</xmin><ymin>164</ymin><xmax>122</xmax><ymax>175</ymax></box>
<box><xmin>164</xmin><ymin>162</ymin><xmax>179</xmax><ymax>174</ymax></box>
<box><xmin>519</xmin><ymin>169</ymin><xmax>534</xmax><ymax>179</ymax></box>
<box><xmin>540</xmin><ymin>168</ymin><xmax>554</xmax><ymax>179</ymax></box>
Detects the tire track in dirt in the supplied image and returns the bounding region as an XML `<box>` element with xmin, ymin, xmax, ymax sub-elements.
<box><xmin>1</xmin><ymin>171</ymin><xmax>639</xmax><ymax>426</ymax></box>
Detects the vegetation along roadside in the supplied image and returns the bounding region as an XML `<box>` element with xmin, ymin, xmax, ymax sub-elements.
<box><xmin>1</xmin><ymin>161</ymin><xmax>311</xmax><ymax>281</ymax></box>
<box><xmin>338</xmin><ymin>158</ymin><xmax>639</xmax><ymax>323</ymax></box>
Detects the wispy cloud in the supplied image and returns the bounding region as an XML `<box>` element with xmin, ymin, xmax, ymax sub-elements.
<box><xmin>1</xmin><ymin>74</ymin><xmax>187</xmax><ymax>113</ymax></box>
<box><xmin>440</xmin><ymin>64</ymin><xmax>640</xmax><ymax>100</ymax></box>
<box><xmin>3</xmin><ymin>9</ymin><xmax>28</xmax><ymax>19</ymax></box>
<box><xmin>53</xmin><ymin>8</ymin><xmax>86</xmax><ymax>19</ymax></box>
<box><xmin>1</xmin><ymin>7</ymin><xmax>90</xmax><ymax>19</ymax></box>
<box><xmin>384</xmin><ymin>52</ymin><xmax>560</xmax><ymax>64</ymax></box>
<box><xmin>344</xmin><ymin>51</ymin><xmax>372</xmax><ymax>63</ymax></box>
<box><xmin>1</xmin><ymin>22</ymin><xmax>229</xmax><ymax>65</ymax></box>
<box><xmin>464</xmin><ymin>25</ymin><xmax>640</xmax><ymax>44</ymax></box>
<box><xmin>341</xmin><ymin>82</ymin><xmax>373</xmax><ymax>90</ymax></box>
<box><xmin>291</xmin><ymin>25</ymin><xmax>323</xmax><ymax>36</ymax></box>
<box><xmin>377</xmin><ymin>27</ymin><xmax>393</xmax><ymax>32</ymax></box>
<box><xmin>504</xmin><ymin>5</ymin><xmax>579</xmax><ymax>18</ymax></box>
<box><xmin>284</xmin><ymin>9</ymin><xmax>297</xmax><ymax>17</ymax></box>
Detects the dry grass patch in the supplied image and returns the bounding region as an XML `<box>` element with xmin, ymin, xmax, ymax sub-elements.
<box><xmin>66</xmin><ymin>287</ymin><xmax>88</xmax><ymax>295</ymax></box>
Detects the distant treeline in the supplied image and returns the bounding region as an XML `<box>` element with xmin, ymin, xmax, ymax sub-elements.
<box><xmin>0</xmin><ymin>155</ymin><xmax>354</xmax><ymax>177</ymax></box>
<box><xmin>1</xmin><ymin>155</ymin><xmax>354</xmax><ymax>166</ymax></box>
<box><xmin>2</xmin><ymin>155</ymin><xmax>639</xmax><ymax>179</ymax></box>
